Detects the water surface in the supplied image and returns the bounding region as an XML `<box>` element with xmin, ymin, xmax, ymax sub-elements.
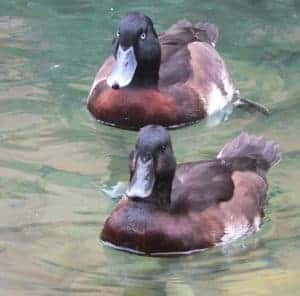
<box><xmin>1</xmin><ymin>0</ymin><xmax>300</xmax><ymax>295</ymax></box>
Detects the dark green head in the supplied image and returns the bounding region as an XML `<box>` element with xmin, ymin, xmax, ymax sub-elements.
<box><xmin>126</xmin><ymin>125</ymin><xmax>176</xmax><ymax>199</ymax></box>
<box><xmin>107</xmin><ymin>12</ymin><xmax>161</xmax><ymax>89</ymax></box>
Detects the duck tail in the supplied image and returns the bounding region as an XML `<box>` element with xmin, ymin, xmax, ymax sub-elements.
<box><xmin>217</xmin><ymin>133</ymin><xmax>281</xmax><ymax>171</ymax></box>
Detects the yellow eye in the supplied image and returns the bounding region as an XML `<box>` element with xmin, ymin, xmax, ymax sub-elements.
<box><xmin>140</xmin><ymin>32</ymin><xmax>146</xmax><ymax>40</ymax></box>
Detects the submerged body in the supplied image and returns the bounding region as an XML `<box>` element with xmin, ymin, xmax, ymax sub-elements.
<box><xmin>101</xmin><ymin>126</ymin><xmax>281</xmax><ymax>255</ymax></box>
<box><xmin>88</xmin><ymin>12</ymin><xmax>234</xmax><ymax>130</ymax></box>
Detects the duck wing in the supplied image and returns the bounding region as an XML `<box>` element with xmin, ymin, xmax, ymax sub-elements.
<box><xmin>159</xmin><ymin>20</ymin><xmax>219</xmax><ymax>63</ymax></box>
<box><xmin>171</xmin><ymin>159</ymin><xmax>234</xmax><ymax>213</ymax></box>
<box><xmin>158</xmin><ymin>20</ymin><xmax>232</xmax><ymax>102</ymax></box>
<box><xmin>171</xmin><ymin>132</ymin><xmax>281</xmax><ymax>214</ymax></box>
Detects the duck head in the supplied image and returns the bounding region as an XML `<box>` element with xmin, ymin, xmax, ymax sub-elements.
<box><xmin>126</xmin><ymin>125</ymin><xmax>176</xmax><ymax>204</ymax></box>
<box><xmin>107</xmin><ymin>12</ymin><xmax>161</xmax><ymax>89</ymax></box>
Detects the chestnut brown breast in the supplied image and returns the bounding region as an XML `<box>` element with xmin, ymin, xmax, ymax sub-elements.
<box><xmin>87</xmin><ymin>81</ymin><xmax>204</xmax><ymax>130</ymax></box>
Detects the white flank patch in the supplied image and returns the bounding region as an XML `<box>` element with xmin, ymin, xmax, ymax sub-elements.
<box><xmin>206</xmin><ymin>71</ymin><xmax>234</xmax><ymax>116</ymax></box>
<box><xmin>221</xmin><ymin>220</ymin><xmax>251</xmax><ymax>244</ymax></box>
<box><xmin>220</xmin><ymin>215</ymin><xmax>261</xmax><ymax>245</ymax></box>
<box><xmin>253</xmin><ymin>215</ymin><xmax>262</xmax><ymax>232</ymax></box>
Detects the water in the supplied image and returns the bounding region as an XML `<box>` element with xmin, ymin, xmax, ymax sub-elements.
<box><xmin>0</xmin><ymin>0</ymin><xmax>299</xmax><ymax>295</ymax></box>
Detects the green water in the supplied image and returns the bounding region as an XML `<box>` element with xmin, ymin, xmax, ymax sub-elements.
<box><xmin>1</xmin><ymin>0</ymin><xmax>300</xmax><ymax>295</ymax></box>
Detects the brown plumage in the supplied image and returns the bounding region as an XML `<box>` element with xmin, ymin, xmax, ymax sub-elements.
<box><xmin>101</xmin><ymin>126</ymin><xmax>281</xmax><ymax>256</ymax></box>
<box><xmin>87</xmin><ymin>12</ymin><xmax>234</xmax><ymax>130</ymax></box>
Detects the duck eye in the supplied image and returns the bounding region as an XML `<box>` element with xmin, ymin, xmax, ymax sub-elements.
<box><xmin>140</xmin><ymin>32</ymin><xmax>146</xmax><ymax>40</ymax></box>
<box><xmin>160</xmin><ymin>145</ymin><xmax>166</xmax><ymax>153</ymax></box>
<box><xmin>116</xmin><ymin>31</ymin><xmax>120</xmax><ymax>37</ymax></box>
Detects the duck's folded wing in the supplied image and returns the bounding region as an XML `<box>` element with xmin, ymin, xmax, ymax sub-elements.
<box><xmin>171</xmin><ymin>160</ymin><xmax>234</xmax><ymax>213</ymax></box>
<box><xmin>159</xmin><ymin>20</ymin><xmax>219</xmax><ymax>62</ymax></box>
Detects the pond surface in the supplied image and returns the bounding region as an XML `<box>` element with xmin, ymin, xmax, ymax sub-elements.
<box><xmin>1</xmin><ymin>0</ymin><xmax>300</xmax><ymax>295</ymax></box>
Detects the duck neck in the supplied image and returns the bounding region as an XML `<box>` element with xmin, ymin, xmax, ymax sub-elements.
<box><xmin>130</xmin><ymin>69</ymin><xmax>159</xmax><ymax>89</ymax></box>
<box><xmin>149</xmin><ymin>177</ymin><xmax>173</xmax><ymax>209</ymax></box>
<box><xmin>129</xmin><ymin>57</ymin><xmax>160</xmax><ymax>89</ymax></box>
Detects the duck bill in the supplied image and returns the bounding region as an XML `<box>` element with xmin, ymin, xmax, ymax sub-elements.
<box><xmin>107</xmin><ymin>46</ymin><xmax>137</xmax><ymax>89</ymax></box>
<box><xmin>126</xmin><ymin>155</ymin><xmax>155</xmax><ymax>199</ymax></box>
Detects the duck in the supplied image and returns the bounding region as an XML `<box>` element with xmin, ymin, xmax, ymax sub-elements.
<box><xmin>87</xmin><ymin>12</ymin><xmax>236</xmax><ymax>130</ymax></box>
<box><xmin>101</xmin><ymin>125</ymin><xmax>281</xmax><ymax>256</ymax></box>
